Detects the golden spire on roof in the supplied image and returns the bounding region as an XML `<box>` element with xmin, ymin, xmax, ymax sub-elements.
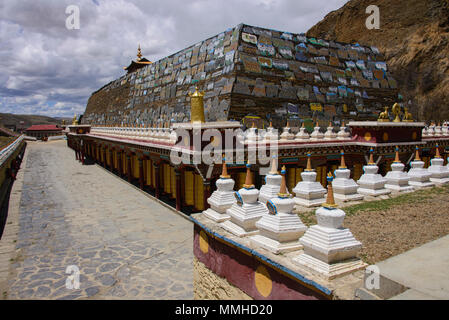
<box><xmin>188</xmin><ymin>86</ymin><xmax>205</xmax><ymax>123</ymax></box>
<box><xmin>137</xmin><ymin>44</ymin><xmax>142</xmax><ymax>61</ymax></box>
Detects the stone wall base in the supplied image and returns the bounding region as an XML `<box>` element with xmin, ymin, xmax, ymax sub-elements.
<box><xmin>193</xmin><ymin>257</ymin><xmax>252</xmax><ymax>300</ymax></box>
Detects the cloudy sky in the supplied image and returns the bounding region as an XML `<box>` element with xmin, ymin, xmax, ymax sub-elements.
<box><xmin>0</xmin><ymin>0</ymin><xmax>348</xmax><ymax>117</ymax></box>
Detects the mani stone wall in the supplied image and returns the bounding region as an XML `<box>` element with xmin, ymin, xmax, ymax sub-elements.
<box><xmin>83</xmin><ymin>23</ymin><xmax>399</xmax><ymax>127</ymax></box>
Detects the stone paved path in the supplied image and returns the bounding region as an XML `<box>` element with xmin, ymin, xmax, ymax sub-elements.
<box><xmin>0</xmin><ymin>140</ymin><xmax>193</xmax><ymax>299</ymax></box>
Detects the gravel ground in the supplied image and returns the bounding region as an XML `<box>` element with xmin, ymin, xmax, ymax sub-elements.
<box><xmin>298</xmin><ymin>185</ymin><xmax>449</xmax><ymax>265</ymax></box>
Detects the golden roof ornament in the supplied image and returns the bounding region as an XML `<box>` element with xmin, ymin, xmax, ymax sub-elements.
<box><xmin>403</xmin><ymin>107</ymin><xmax>414</xmax><ymax>122</ymax></box>
<box><xmin>137</xmin><ymin>44</ymin><xmax>142</xmax><ymax>61</ymax></box>
<box><xmin>392</xmin><ymin>103</ymin><xmax>401</xmax><ymax>122</ymax></box>
<box><xmin>72</xmin><ymin>114</ymin><xmax>78</xmax><ymax>125</ymax></box>
<box><xmin>188</xmin><ymin>86</ymin><xmax>205</xmax><ymax>123</ymax></box>
<box><xmin>378</xmin><ymin>106</ymin><xmax>390</xmax><ymax>122</ymax></box>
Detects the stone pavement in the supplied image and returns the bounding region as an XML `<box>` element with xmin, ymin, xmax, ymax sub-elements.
<box><xmin>0</xmin><ymin>140</ymin><xmax>193</xmax><ymax>300</ymax></box>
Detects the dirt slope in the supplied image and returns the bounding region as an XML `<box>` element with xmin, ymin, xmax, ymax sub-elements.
<box><xmin>308</xmin><ymin>0</ymin><xmax>449</xmax><ymax>121</ymax></box>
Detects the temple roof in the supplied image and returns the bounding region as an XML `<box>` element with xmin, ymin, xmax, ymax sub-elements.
<box><xmin>124</xmin><ymin>45</ymin><xmax>152</xmax><ymax>74</ymax></box>
<box><xmin>25</xmin><ymin>125</ymin><xmax>62</xmax><ymax>131</ymax></box>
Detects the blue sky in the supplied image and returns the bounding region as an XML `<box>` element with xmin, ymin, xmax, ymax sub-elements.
<box><xmin>0</xmin><ymin>0</ymin><xmax>348</xmax><ymax>117</ymax></box>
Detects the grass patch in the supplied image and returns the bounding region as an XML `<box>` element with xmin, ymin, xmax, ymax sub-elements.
<box><xmin>344</xmin><ymin>184</ymin><xmax>449</xmax><ymax>216</ymax></box>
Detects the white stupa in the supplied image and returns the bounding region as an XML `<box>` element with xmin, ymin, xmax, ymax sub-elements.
<box><xmin>337</xmin><ymin>121</ymin><xmax>351</xmax><ymax>140</ymax></box>
<box><xmin>293</xmin><ymin>173</ymin><xmax>364</xmax><ymax>279</ymax></box>
<box><xmin>251</xmin><ymin>166</ymin><xmax>308</xmax><ymax>254</ymax></box>
<box><xmin>310</xmin><ymin>122</ymin><xmax>324</xmax><ymax>141</ymax></box>
<box><xmin>324</xmin><ymin>122</ymin><xmax>337</xmax><ymax>140</ymax></box>
<box><xmin>428</xmin><ymin>144</ymin><xmax>449</xmax><ymax>185</ymax></box>
<box><xmin>203</xmin><ymin>157</ymin><xmax>236</xmax><ymax>222</ymax></box>
<box><xmin>357</xmin><ymin>149</ymin><xmax>391</xmax><ymax>197</ymax></box>
<box><xmin>295</xmin><ymin>122</ymin><xmax>310</xmax><ymax>141</ymax></box>
<box><xmin>384</xmin><ymin>146</ymin><xmax>414</xmax><ymax>192</ymax></box>
<box><xmin>332</xmin><ymin>150</ymin><xmax>363</xmax><ymax>201</ymax></box>
<box><xmin>264</xmin><ymin>122</ymin><xmax>279</xmax><ymax>142</ymax></box>
<box><xmin>259</xmin><ymin>156</ymin><xmax>282</xmax><ymax>205</ymax></box>
<box><xmin>279</xmin><ymin>121</ymin><xmax>295</xmax><ymax>142</ymax></box>
<box><xmin>408</xmin><ymin>146</ymin><xmax>434</xmax><ymax>188</ymax></box>
<box><xmin>293</xmin><ymin>153</ymin><xmax>327</xmax><ymax>207</ymax></box>
<box><xmin>220</xmin><ymin>163</ymin><xmax>268</xmax><ymax>237</ymax></box>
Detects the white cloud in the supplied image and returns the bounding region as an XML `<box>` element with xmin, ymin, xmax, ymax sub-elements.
<box><xmin>0</xmin><ymin>0</ymin><xmax>348</xmax><ymax>117</ymax></box>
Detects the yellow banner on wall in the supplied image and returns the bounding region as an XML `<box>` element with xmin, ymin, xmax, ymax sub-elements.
<box><xmin>310</xmin><ymin>103</ymin><xmax>323</xmax><ymax>112</ymax></box>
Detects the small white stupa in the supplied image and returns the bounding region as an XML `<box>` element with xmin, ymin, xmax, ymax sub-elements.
<box><xmin>293</xmin><ymin>153</ymin><xmax>327</xmax><ymax>207</ymax></box>
<box><xmin>324</xmin><ymin>122</ymin><xmax>337</xmax><ymax>140</ymax></box>
<box><xmin>245</xmin><ymin>123</ymin><xmax>258</xmax><ymax>144</ymax></box>
<box><xmin>293</xmin><ymin>173</ymin><xmax>364</xmax><ymax>279</ymax></box>
<box><xmin>259</xmin><ymin>156</ymin><xmax>282</xmax><ymax>205</ymax></box>
<box><xmin>279</xmin><ymin>121</ymin><xmax>295</xmax><ymax>142</ymax></box>
<box><xmin>428</xmin><ymin>144</ymin><xmax>449</xmax><ymax>185</ymax></box>
<box><xmin>332</xmin><ymin>150</ymin><xmax>364</xmax><ymax>202</ymax></box>
<box><xmin>385</xmin><ymin>146</ymin><xmax>414</xmax><ymax>192</ymax></box>
<box><xmin>310</xmin><ymin>122</ymin><xmax>324</xmax><ymax>141</ymax></box>
<box><xmin>203</xmin><ymin>156</ymin><xmax>236</xmax><ymax>222</ymax></box>
<box><xmin>220</xmin><ymin>163</ymin><xmax>268</xmax><ymax>237</ymax></box>
<box><xmin>357</xmin><ymin>148</ymin><xmax>391</xmax><ymax>197</ymax></box>
<box><xmin>295</xmin><ymin>122</ymin><xmax>310</xmax><ymax>141</ymax></box>
<box><xmin>251</xmin><ymin>166</ymin><xmax>308</xmax><ymax>254</ymax></box>
<box><xmin>408</xmin><ymin>146</ymin><xmax>434</xmax><ymax>188</ymax></box>
<box><xmin>337</xmin><ymin>121</ymin><xmax>351</xmax><ymax>140</ymax></box>
<box><xmin>434</xmin><ymin>123</ymin><xmax>443</xmax><ymax>136</ymax></box>
<box><xmin>264</xmin><ymin>122</ymin><xmax>279</xmax><ymax>142</ymax></box>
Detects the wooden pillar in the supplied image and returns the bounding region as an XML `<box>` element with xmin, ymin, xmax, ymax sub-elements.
<box><xmin>175</xmin><ymin>168</ymin><xmax>182</xmax><ymax>211</ymax></box>
<box><xmin>126</xmin><ymin>154</ymin><xmax>132</xmax><ymax>183</ymax></box>
<box><xmin>109</xmin><ymin>149</ymin><xmax>113</xmax><ymax>171</ymax></box>
<box><xmin>138</xmin><ymin>157</ymin><xmax>144</xmax><ymax>190</ymax></box>
<box><xmin>117</xmin><ymin>151</ymin><xmax>122</xmax><ymax>176</ymax></box>
<box><xmin>154</xmin><ymin>162</ymin><xmax>160</xmax><ymax>198</ymax></box>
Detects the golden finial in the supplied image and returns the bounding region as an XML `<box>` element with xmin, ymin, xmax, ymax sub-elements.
<box><xmin>188</xmin><ymin>86</ymin><xmax>205</xmax><ymax>123</ymax></box>
<box><xmin>301</xmin><ymin>122</ymin><xmax>305</xmax><ymax>128</ymax></box>
<box><xmin>269</xmin><ymin>121</ymin><xmax>273</xmax><ymax>128</ymax></box>
<box><xmin>137</xmin><ymin>44</ymin><xmax>142</xmax><ymax>61</ymax></box>
<box><xmin>278</xmin><ymin>166</ymin><xmax>289</xmax><ymax>198</ymax></box>
<box><xmin>323</xmin><ymin>172</ymin><xmax>337</xmax><ymax>209</ymax></box>
<box><xmin>305</xmin><ymin>153</ymin><xmax>313</xmax><ymax>172</ymax></box>
<box><xmin>339</xmin><ymin>150</ymin><xmax>347</xmax><ymax>169</ymax></box>
<box><xmin>269</xmin><ymin>155</ymin><xmax>278</xmax><ymax>175</ymax></box>
<box><xmin>393</xmin><ymin>146</ymin><xmax>401</xmax><ymax>163</ymax></box>
<box><xmin>392</xmin><ymin>103</ymin><xmax>401</xmax><ymax>122</ymax></box>
<box><xmin>415</xmin><ymin>146</ymin><xmax>421</xmax><ymax>161</ymax></box>
<box><xmin>252</xmin><ymin>122</ymin><xmax>256</xmax><ymax>129</ymax></box>
<box><xmin>378</xmin><ymin>106</ymin><xmax>390</xmax><ymax>122</ymax></box>
<box><xmin>435</xmin><ymin>144</ymin><xmax>441</xmax><ymax>158</ymax></box>
<box><xmin>286</xmin><ymin>121</ymin><xmax>290</xmax><ymax>128</ymax></box>
<box><xmin>341</xmin><ymin>120</ymin><xmax>345</xmax><ymax>127</ymax></box>
<box><xmin>368</xmin><ymin>148</ymin><xmax>375</xmax><ymax>165</ymax></box>
<box><xmin>243</xmin><ymin>163</ymin><xmax>254</xmax><ymax>189</ymax></box>
<box><xmin>220</xmin><ymin>154</ymin><xmax>231</xmax><ymax>179</ymax></box>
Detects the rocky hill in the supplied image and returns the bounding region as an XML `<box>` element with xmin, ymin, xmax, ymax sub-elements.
<box><xmin>307</xmin><ymin>0</ymin><xmax>449</xmax><ymax>121</ymax></box>
<box><xmin>0</xmin><ymin>113</ymin><xmax>70</xmax><ymax>132</ymax></box>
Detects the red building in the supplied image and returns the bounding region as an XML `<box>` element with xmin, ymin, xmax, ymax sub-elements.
<box><xmin>25</xmin><ymin>125</ymin><xmax>63</xmax><ymax>140</ymax></box>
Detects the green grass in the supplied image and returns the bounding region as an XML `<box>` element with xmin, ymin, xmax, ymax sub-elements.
<box><xmin>343</xmin><ymin>184</ymin><xmax>449</xmax><ymax>216</ymax></box>
<box><xmin>297</xmin><ymin>184</ymin><xmax>449</xmax><ymax>221</ymax></box>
